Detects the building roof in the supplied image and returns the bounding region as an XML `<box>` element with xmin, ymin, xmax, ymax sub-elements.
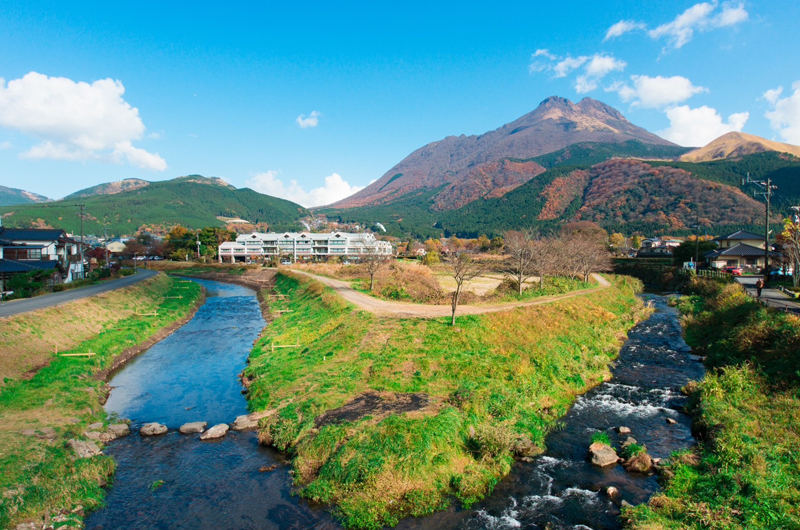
<box><xmin>704</xmin><ymin>243</ymin><xmax>781</xmax><ymax>258</ymax></box>
<box><xmin>0</xmin><ymin>227</ymin><xmax>66</xmax><ymax>242</ymax></box>
<box><xmin>0</xmin><ymin>259</ymin><xmax>60</xmax><ymax>273</ymax></box>
<box><xmin>713</xmin><ymin>230</ymin><xmax>765</xmax><ymax>242</ymax></box>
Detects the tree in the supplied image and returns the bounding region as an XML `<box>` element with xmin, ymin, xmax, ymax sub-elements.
<box><xmin>631</xmin><ymin>234</ymin><xmax>643</xmax><ymax>249</ymax></box>
<box><xmin>562</xmin><ymin>221</ymin><xmax>608</xmax><ymax>243</ymax></box>
<box><xmin>672</xmin><ymin>240</ymin><xmax>717</xmax><ymax>267</ymax></box>
<box><xmin>476</xmin><ymin>234</ymin><xmax>491</xmax><ymax>252</ymax></box>
<box><xmin>564</xmin><ymin>234</ymin><xmax>612</xmax><ymax>282</ymax></box>
<box><xmin>359</xmin><ymin>238</ymin><xmax>391</xmax><ymax>291</ymax></box>
<box><xmin>502</xmin><ymin>230</ymin><xmax>536</xmax><ymax>295</ymax></box>
<box><xmin>448</xmin><ymin>252</ymin><xmax>485</xmax><ymax>326</ymax></box>
<box><xmin>490</xmin><ymin>236</ymin><xmax>504</xmax><ymax>251</ymax></box>
<box><xmin>424</xmin><ymin>238</ymin><xmax>442</xmax><ymax>254</ymax></box>
<box><xmin>609</xmin><ymin>232</ymin><xmax>626</xmax><ymax>248</ymax></box>
<box><xmin>778</xmin><ymin>217</ymin><xmax>800</xmax><ymax>287</ymax></box>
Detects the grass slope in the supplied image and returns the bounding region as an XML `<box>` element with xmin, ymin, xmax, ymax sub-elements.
<box><xmin>625</xmin><ymin>279</ymin><xmax>800</xmax><ymax>530</ymax></box>
<box><xmin>0</xmin><ymin>176</ymin><xmax>307</xmax><ymax>236</ymax></box>
<box><xmin>0</xmin><ymin>275</ymin><xmax>202</xmax><ymax>528</ymax></box>
<box><xmin>245</xmin><ymin>271</ymin><xmax>646</xmax><ymax>528</ymax></box>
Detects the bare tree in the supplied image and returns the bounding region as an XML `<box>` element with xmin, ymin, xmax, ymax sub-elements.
<box><xmin>502</xmin><ymin>230</ymin><xmax>536</xmax><ymax>295</ymax></box>
<box><xmin>778</xmin><ymin>215</ymin><xmax>800</xmax><ymax>287</ymax></box>
<box><xmin>565</xmin><ymin>234</ymin><xmax>612</xmax><ymax>282</ymax></box>
<box><xmin>359</xmin><ymin>238</ymin><xmax>391</xmax><ymax>291</ymax></box>
<box><xmin>448</xmin><ymin>252</ymin><xmax>485</xmax><ymax>326</ymax></box>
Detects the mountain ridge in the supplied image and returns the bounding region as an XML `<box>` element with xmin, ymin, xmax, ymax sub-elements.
<box><xmin>327</xmin><ymin>96</ymin><xmax>677</xmax><ymax>210</ymax></box>
<box><xmin>680</xmin><ymin>132</ymin><xmax>800</xmax><ymax>162</ymax></box>
<box><xmin>0</xmin><ymin>185</ymin><xmax>51</xmax><ymax>207</ymax></box>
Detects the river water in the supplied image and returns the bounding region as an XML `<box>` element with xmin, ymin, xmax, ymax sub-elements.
<box><xmin>87</xmin><ymin>287</ymin><xmax>702</xmax><ymax>530</ymax></box>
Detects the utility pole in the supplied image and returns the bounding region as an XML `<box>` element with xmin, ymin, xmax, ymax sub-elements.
<box><xmin>75</xmin><ymin>204</ymin><xmax>86</xmax><ymax>279</ymax></box>
<box><xmin>103</xmin><ymin>222</ymin><xmax>110</xmax><ymax>268</ymax></box>
<box><xmin>196</xmin><ymin>233</ymin><xmax>201</xmax><ymax>261</ymax></box>
<box><xmin>742</xmin><ymin>173</ymin><xmax>777</xmax><ymax>282</ymax></box>
<box><xmin>692</xmin><ymin>223</ymin><xmax>701</xmax><ymax>270</ymax></box>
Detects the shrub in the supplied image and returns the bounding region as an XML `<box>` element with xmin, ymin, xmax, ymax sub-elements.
<box><xmin>591</xmin><ymin>431</ymin><xmax>612</xmax><ymax>446</ymax></box>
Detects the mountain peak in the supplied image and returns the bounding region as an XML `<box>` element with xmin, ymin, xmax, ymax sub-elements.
<box><xmin>680</xmin><ymin>131</ymin><xmax>800</xmax><ymax>162</ymax></box>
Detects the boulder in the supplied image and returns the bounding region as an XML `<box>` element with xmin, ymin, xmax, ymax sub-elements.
<box><xmin>588</xmin><ymin>442</ymin><xmax>619</xmax><ymax>467</ymax></box>
<box><xmin>624</xmin><ymin>452</ymin><xmax>655</xmax><ymax>474</ymax></box>
<box><xmin>200</xmin><ymin>424</ymin><xmax>229</xmax><ymax>440</ymax></box>
<box><xmin>108</xmin><ymin>423</ymin><xmax>131</xmax><ymax>438</ymax></box>
<box><xmin>617</xmin><ymin>426</ymin><xmax>631</xmax><ymax>435</ymax></box>
<box><xmin>15</xmin><ymin>523</ymin><xmax>37</xmax><ymax>530</ymax></box>
<box><xmin>231</xmin><ymin>411</ymin><xmax>274</xmax><ymax>431</ymax></box>
<box><xmin>513</xmin><ymin>437</ymin><xmax>544</xmax><ymax>458</ymax></box>
<box><xmin>179</xmin><ymin>421</ymin><xmax>208</xmax><ymax>434</ymax></box>
<box><xmin>88</xmin><ymin>422</ymin><xmax>103</xmax><ymax>430</ymax></box>
<box><xmin>666</xmin><ymin>418</ymin><xmax>677</xmax><ymax>425</ymax></box>
<box><xmin>621</xmin><ymin>436</ymin><xmax>638</xmax><ymax>448</ymax></box>
<box><xmin>140</xmin><ymin>423</ymin><xmax>168</xmax><ymax>436</ymax></box>
<box><xmin>606</xmin><ymin>486</ymin><xmax>619</xmax><ymax>498</ymax></box>
<box><xmin>68</xmin><ymin>439</ymin><xmax>102</xmax><ymax>459</ymax></box>
<box><xmin>85</xmin><ymin>431</ymin><xmax>103</xmax><ymax>442</ymax></box>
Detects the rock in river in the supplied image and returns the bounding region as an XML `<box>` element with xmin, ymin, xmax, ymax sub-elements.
<box><xmin>200</xmin><ymin>424</ymin><xmax>229</xmax><ymax>440</ymax></box>
<box><xmin>589</xmin><ymin>442</ymin><xmax>619</xmax><ymax>467</ymax></box>
<box><xmin>624</xmin><ymin>452</ymin><xmax>655</xmax><ymax>474</ymax></box>
<box><xmin>108</xmin><ymin>423</ymin><xmax>131</xmax><ymax>439</ymax></box>
<box><xmin>68</xmin><ymin>439</ymin><xmax>102</xmax><ymax>459</ymax></box>
<box><xmin>140</xmin><ymin>423</ymin><xmax>168</xmax><ymax>436</ymax></box>
<box><xmin>179</xmin><ymin>421</ymin><xmax>208</xmax><ymax>434</ymax></box>
<box><xmin>231</xmin><ymin>410</ymin><xmax>274</xmax><ymax>431</ymax></box>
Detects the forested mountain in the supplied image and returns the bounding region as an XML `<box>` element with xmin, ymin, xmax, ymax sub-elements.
<box><xmin>0</xmin><ymin>185</ymin><xmax>51</xmax><ymax>207</ymax></box>
<box><xmin>64</xmin><ymin>178</ymin><xmax>151</xmax><ymax>199</ymax></box>
<box><xmin>322</xmin><ymin>151</ymin><xmax>800</xmax><ymax>239</ymax></box>
<box><xmin>328</xmin><ymin>96</ymin><xmax>680</xmax><ymax>210</ymax></box>
<box><xmin>0</xmin><ymin>176</ymin><xmax>307</xmax><ymax>236</ymax></box>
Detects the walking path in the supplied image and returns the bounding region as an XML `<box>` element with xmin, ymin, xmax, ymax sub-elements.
<box><xmin>736</xmin><ymin>276</ymin><xmax>800</xmax><ymax>314</ymax></box>
<box><xmin>0</xmin><ymin>269</ymin><xmax>158</xmax><ymax>318</ymax></box>
<box><xmin>290</xmin><ymin>271</ymin><xmax>611</xmax><ymax>318</ymax></box>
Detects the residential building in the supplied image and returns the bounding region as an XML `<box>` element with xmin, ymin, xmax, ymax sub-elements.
<box><xmin>705</xmin><ymin>230</ymin><xmax>779</xmax><ymax>269</ymax></box>
<box><xmin>218</xmin><ymin>231</ymin><xmax>393</xmax><ymax>262</ymax></box>
<box><xmin>0</xmin><ymin>228</ymin><xmax>85</xmax><ymax>286</ymax></box>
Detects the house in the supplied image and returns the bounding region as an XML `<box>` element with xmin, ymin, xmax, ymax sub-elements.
<box><xmin>0</xmin><ymin>227</ymin><xmax>85</xmax><ymax>287</ymax></box>
<box><xmin>218</xmin><ymin>231</ymin><xmax>393</xmax><ymax>263</ymax></box>
<box><xmin>704</xmin><ymin>230</ymin><xmax>780</xmax><ymax>269</ymax></box>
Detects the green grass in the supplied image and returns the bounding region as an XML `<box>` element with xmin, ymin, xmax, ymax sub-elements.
<box><xmin>591</xmin><ymin>432</ymin><xmax>612</xmax><ymax>446</ymax></box>
<box><xmin>624</xmin><ymin>279</ymin><xmax>800</xmax><ymax>530</ymax></box>
<box><xmin>245</xmin><ymin>271</ymin><xmax>646</xmax><ymax>528</ymax></box>
<box><xmin>0</xmin><ymin>275</ymin><xmax>202</xmax><ymax>528</ymax></box>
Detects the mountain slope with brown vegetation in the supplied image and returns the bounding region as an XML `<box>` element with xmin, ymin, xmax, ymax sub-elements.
<box><xmin>680</xmin><ymin>131</ymin><xmax>800</xmax><ymax>162</ymax></box>
<box><xmin>328</xmin><ymin>96</ymin><xmax>677</xmax><ymax>210</ymax></box>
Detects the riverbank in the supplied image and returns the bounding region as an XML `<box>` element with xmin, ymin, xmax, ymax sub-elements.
<box><xmin>0</xmin><ymin>274</ymin><xmax>203</xmax><ymax>529</ymax></box>
<box><xmin>624</xmin><ymin>279</ymin><xmax>800</xmax><ymax>529</ymax></box>
<box><xmin>244</xmin><ymin>271</ymin><xmax>647</xmax><ymax>529</ymax></box>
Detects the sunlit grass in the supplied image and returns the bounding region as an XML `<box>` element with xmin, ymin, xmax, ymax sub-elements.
<box><xmin>246</xmin><ymin>271</ymin><xmax>645</xmax><ymax>528</ymax></box>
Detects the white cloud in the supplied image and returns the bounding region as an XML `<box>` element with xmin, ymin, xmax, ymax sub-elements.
<box><xmin>610</xmin><ymin>75</ymin><xmax>707</xmax><ymax>108</ymax></box>
<box><xmin>649</xmin><ymin>1</ymin><xmax>749</xmax><ymax>49</ymax></box>
<box><xmin>764</xmin><ymin>82</ymin><xmax>800</xmax><ymax>144</ymax></box>
<box><xmin>0</xmin><ymin>71</ymin><xmax>166</xmax><ymax>170</ymax></box>
<box><xmin>246</xmin><ymin>170</ymin><xmax>364</xmax><ymax>208</ymax></box>
<box><xmin>296</xmin><ymin>111</ymin><xmax>320</xmax><ymax>129</ymax></box>
<box><xmin>553</xmin><ymin>56</ymin><xmax>588</xmax><ymax>78</ymax></box>
<box><xmin>604</xmin><ymin>20</ymin><xmax>646</xmax><ymax>41</ymax></box>
<box><xmin>532</xmin><ymin>48</ymin><xmax>556</xmax><ymax>60</ymax></box>
<box><xmin>658</xmin><ymin>105</ymin><xmax>748</xmax><ymax>146</ymax></box>
<box><xmin>0</xmin><ymin>141</ymin><xmax>11</xmax><ymax>150</ymax></box>
<box><xmin>574</xmin><ymin>55</ymin><xmax>626</xmax><ymax>93</ymax></box>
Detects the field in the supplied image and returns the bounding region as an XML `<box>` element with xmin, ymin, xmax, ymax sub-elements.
<box><xmin>0</xmin><ymin>275</ymin><xmax>202</xmax><ymax>528</ymax></box>
<box><xmin>244</xmin><ymin>271</ymin><xmax>646</xmax><ymax>528</ymax></box>
<box><xmin>625</xmin><ymin>279</ymin><xmax>800</xmax><ymax>530</ymax></box>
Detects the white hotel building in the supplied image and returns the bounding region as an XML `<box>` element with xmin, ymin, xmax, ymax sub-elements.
<box><xmin>218</xmin><ymin>231</ymin><xmax>393</xmax><ymax>262</ymax></box>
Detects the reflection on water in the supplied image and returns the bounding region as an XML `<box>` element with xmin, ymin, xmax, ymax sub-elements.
<box><xmin>86</xmin><ymin>279</ymin><xmax>337</xmax><ymax>530</ymax></box>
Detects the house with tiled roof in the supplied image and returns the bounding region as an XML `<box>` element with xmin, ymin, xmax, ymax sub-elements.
<box><xmin>0</xmin><ymin>227</ymin><xmax>85</xmax><ymax>292</ymax></box>
<box><xmin>704</xmin><ymin>230</ymin><xmax>780</xmax><ymax>269</ymax></box>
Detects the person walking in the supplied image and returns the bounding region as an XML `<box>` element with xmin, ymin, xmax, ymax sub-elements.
<box><xmin>756</xmin><ymin>278</ymin><xmax>764</xmax><ymax>298</ymax></box>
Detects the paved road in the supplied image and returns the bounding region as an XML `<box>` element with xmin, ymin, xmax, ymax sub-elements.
<box><xmin>0</xmin><ymin>269</ymin><xmax>159</xmax><ymax>319</ymax></box>
<box><xmin>736</xmin><ymin>276</ymin><xmax>800</xmax><ymax>314</ymax></box>
<box><xmin>290</xmin><ymin>270</ymin><xmax>611</xmax><ymax>319</ymax></box>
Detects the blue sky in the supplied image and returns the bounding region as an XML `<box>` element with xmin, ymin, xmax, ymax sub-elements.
<box><xmin>1</xmin><ymin>1</ymin><xmax>799</xmax><ymax>205</ymax></box>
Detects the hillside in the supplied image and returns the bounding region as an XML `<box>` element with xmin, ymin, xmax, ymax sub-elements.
<box><xmin>0</xmin><ymin>176</ymin><xmax>307</xmax><ymax>236</ymax></box>
<box><xmin>322</xmin><ymin>152</ymin><xmax>792</xmax><ymax>239</ymax></box>
<box><xmin>0</xmin><ymin>185</ymin><xmax>51</xmax><ymax>207</ymax></box>
<box><xmin>328</xmin><ymin>96</ymin><xmax>680</xmax><ymax>210</ymax></box>
<box><xmin>680</xmin><ymin>132</ymin><xmax>800</xmax><ymax>162</ymax></box>
<box><xmin>64</xmin><ymin>178</ymin><xmax>151</xmax><ymax>199</ymax></box>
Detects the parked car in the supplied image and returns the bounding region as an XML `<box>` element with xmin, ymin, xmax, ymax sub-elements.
<box><xmin>724</xmin><ymin>266</ymin><xmax>743</xmax><ymax>276</ymax></box>
<box><xmin>769</xmin><ymin>266</ymin><xmax>794</xmax><ymax>278</ymax></box>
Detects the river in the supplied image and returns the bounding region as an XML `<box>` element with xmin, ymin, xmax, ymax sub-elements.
<box><xmin>87</xmin><ymin>286</ymin><xmax>702</xmax><ymax>530</ymax></box>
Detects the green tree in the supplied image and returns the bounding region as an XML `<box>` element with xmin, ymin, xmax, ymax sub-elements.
<box><xmin>672</xmin><ymin>240</ymin><xmax>717</xmax><ymax>266</ymax></box>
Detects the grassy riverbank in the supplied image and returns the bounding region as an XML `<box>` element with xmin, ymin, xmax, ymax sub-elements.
<box><xmin>625</xmin><ymin>280</ymin><xmax>800</xmax><ymax>530</ymax></box>
<box><xmin>0</xmin><ymin>274</ymin><xmax>202</xmax><ymax>529</ymax></box>
<box><xmin>245</xmin><ymin>271</ymin><xmax>646</xmax><ymax>528</ymax></box>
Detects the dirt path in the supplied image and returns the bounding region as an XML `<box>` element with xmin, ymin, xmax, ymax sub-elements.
<box><xmin>290</xmin><ymin>271</ymin><xmax>611</xmax><ymax>318</ymax></box>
